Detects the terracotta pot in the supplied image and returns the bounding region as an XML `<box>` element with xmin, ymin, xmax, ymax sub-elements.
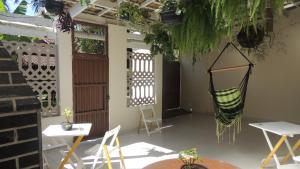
<box><xmin>61</xmin><ymin>122</ymin><xmax>73</xmax><ymax>131</ymax></box>
<box><xmin>181</xmin><ymin>164</ymin><xmax>208</xmax><ymax>169</ymax></box>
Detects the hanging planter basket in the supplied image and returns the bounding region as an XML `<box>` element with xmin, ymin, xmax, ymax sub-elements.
<box><xmin>45</xmin><ymin>0</ymin><xmax>65</xmax><ymax>15</ymax></box>
<box><xmin>237</xmin><ymin>25</ymin><xmax>265</xmax><ymax>48</ymax></box>
<box><xmin>160</xmin><ymin>10</ymin><xmax>183</xmax><ymax>25</ymax></box>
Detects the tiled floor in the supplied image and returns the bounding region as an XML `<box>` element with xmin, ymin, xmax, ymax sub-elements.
<box><xmin>44</xmin><ymin>113</ymin><xmax>300</xmax><ymax>169</ymax></box>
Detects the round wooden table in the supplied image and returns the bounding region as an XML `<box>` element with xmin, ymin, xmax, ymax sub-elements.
<box><xmin>143</xmin><ymin>159</ymin><xmax>240</xmax><ymax>169</ymax></box>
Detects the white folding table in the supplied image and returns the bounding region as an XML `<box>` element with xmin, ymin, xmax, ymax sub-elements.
<box><xmin>43</xmin><ymin>123</ymin><xmax>92</xmax><ymax>169</ymax></box>
<box><xmin>249</xmin><ymin>122</ymin><xmax>300</xmax><ymax>169</ymax></box>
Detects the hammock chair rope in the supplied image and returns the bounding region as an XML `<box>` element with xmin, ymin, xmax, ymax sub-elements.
<box><xmin>208</xmin><ymin>42</ymin><xmax>254</xmax><ymax>143</ymax></box>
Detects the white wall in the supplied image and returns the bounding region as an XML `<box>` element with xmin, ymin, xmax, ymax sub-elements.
<box><xmin>108</xmin><ymin>24</ymin><xmax>163</xmax><ymax>132</ymax></box>
<box><xmin>181</xmin><ymin>9</ymin><xmax>300</xmax><ymax>123</ymax></box>
<box><xmin>41</xmin><ymin>30</ymin><xmax>74</xmax><ymax>145</ymax></box>
<box><xmin>42</xmin><ymin>20</ymin><xmax>163</xmax><ymax>146</ymax></box>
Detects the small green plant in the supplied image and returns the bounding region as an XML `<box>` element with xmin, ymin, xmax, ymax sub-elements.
<box><xmin>63</xmin><ymin>108</ymin><xmax>73</xmax><ymax>123</ymax></box>
<box><xmin>179</xmin><ymin>148</ymin><xmax>202</xmax><ymax>169</ymax></box>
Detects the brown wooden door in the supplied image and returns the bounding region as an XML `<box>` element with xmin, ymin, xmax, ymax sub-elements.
<box><xmin>73</xmin><ymin>53</ymin><xmax>109</xmax><ymax>140</ymax></box>
<box><xmin>162</xmin><ymin>60</ymin><xmax>181</xmax><ymax>119</ymax></box>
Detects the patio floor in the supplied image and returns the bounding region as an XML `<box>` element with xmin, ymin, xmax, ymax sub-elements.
<box><xmin>44</xmin><ymin>113</ymin><xmax>299</xmax><ymax>169</ymax></box>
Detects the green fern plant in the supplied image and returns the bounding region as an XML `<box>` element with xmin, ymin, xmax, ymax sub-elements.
<box><xmin>171</xmin><ymin>0</ymin><xmax>226</xmax><ymax>56</ymax></box>
<box><xmin>210</xmin><ymin>0</ymin><xmax>286</xmax><ymax>34</ymax></box>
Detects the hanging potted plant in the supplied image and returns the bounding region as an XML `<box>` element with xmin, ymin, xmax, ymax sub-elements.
<box><xmin>30</xmin><ymin>0</ymin><xmax>74</xmax><ymax>32</ymax></box>
<box><xmin>237</xmin><ymin>24</ymin><xmax>265</xmax><ymax>48</ymax></box>
<box><xmin>117</xmin><ymin>2</ymin><xmax>145</xmax><ymax>25</ymax></box>
<box><xmin>144</xmin><ymin>23</ymin><xmax>176</xmax><ymax>61</ymax></box>
<box><xmin>171</xmin><ymin>0</ymin><xmax>225</xmax><ymax>56</ymax></box>
<box><xmin>61</xmin><ymin>108</ymin><xmax>73</xmax><ymax>131</ymax></box>
<box><xmin>160</xmin><ymin>0</ymin><xmax>183</xmax><ymax>24</ymax></box>
<box><xmin>44</xmin><ymin>0</ymin><xmax>65</xmax><ymax>16</ymax></box>
<box><xmin>179</xmin><ymin>148</ymin><xmax>207</xmax><ymax>169</ymax></box>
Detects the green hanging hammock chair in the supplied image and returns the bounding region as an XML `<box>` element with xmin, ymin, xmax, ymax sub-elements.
<box><xmin>208</xmin><ymin>42</ymin><xmax>254</xmax><ymax>143</ymax></box>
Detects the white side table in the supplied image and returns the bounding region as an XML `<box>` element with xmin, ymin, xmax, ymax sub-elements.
<box><xmin>43</xmin><ymin>123</ymin><xmax>92</xmax><ymax>169</ymax></box>
<box><xmin>250</xmin><ymin>122</ymin><xmax>300</xmax><ymax>169</ymax></box>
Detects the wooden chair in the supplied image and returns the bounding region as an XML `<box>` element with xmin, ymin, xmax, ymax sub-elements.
<box><xmin>85</xmin><ymin>125</ymin><xmax>126</xmax><ymax>169</ymax></box>
<box><xmin>138</xmin><ymin>105</ymin><xmax>162</xmax><ymax>136</ymax></box>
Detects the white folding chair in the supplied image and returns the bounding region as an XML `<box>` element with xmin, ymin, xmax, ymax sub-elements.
<box><xmin>85</xmin><ymin>125</ymin><xmax>126</xmax><ymax>169</ymax></box>
<box><xmin>138</xmin><ymin>105</ymin><xmax>162</xmax><ymax>136</ymax></box>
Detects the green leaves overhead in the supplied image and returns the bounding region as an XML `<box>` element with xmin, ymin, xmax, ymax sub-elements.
<box><xmin>14</xmin><ymin>0</ymin><xmax>27</xmax><ymax>15</ymax></box>
<box><xmin>144</xmin><ymin>0</ymin><xmax>286</xmax><ymax>59</ymax></box>
<box><xmin>210</xmin><ymin>0</ymin><xmax>285</xmax><ymax>32</ymax></box>
<box><xmin>210</xmin><ymin>0</ymin><xmax>249</xmax><ymax>33</ymax></box>
<box><xmin>117</xmin><ymin>2</ymin><xmax>145</xmax><ymax>25</ymax></box>
<box><xmin>171</xmin><ymin>0</ymin><xmax>226</xmax><ymax>56</ymax></box>
<box><xmin>144</xmin><ymin>23</ymin><xmax>175</xmax><ymax>60</ymax></box>
<box><xmin>0</xmin><ymin>0</ymin><xmax>7</xmax><ymax>12</ymax></box>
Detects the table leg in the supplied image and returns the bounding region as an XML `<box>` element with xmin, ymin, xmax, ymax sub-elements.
<box><xmin>260</xmin><ymin>134</ymin><xmax>287</xmax><ymax>169</ymax></box>
<box><xmin>58</xmin><ymin>135</ymin><xmax>84</xmax><ymax>169</ymax></box>
<box><xmin>281</xmin><ymin>138</ymin><xmax>300</xmax><ymax>163</ymax></box>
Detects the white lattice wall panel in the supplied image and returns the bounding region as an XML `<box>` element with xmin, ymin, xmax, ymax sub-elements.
<box><xmin>127</xmin><ymin>52</ymin><xmax>155</xmax><ymax>107</ymax></box>
<box><xmin>1</xmin><ymin>40</ymin><xmax>59</xmax><ymax>116</ymax></box>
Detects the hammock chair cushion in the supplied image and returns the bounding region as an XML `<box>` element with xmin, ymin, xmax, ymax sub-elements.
<box><xmin>215</xmin><ymin>87</ymin><xmax>242</xmax><ymax>113</ymax></box>
<box><xmin>215</xmin><ymin>87</ymin><xmax>243</xmax><ymax>125</ymax></box>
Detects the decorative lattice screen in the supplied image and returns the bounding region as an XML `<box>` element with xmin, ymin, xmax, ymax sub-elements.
<box><xmin>127</xmin><ymin>51</ymin><xmax>155</xmax><ymax>107</ymax></box>
<box><xmin>1</xmin><ymin>40</ymin><xmax>58</xmax><ymax>117</ymax></box>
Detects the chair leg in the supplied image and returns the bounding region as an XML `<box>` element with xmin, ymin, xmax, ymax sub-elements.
<box><xmin>144</xmin><ymin>120</ymin><xmax>151</xmax><ymax>136</ymax></box>
<box><xmin>116</xmin><ymin>137</ymin><xmax>126</xmax><ymax>169</ymax></box>
<box><xmin>43</xmin><ymin>152</ymin><xmax>50</xmax><ymax>169</ymax></box>
<box><xmin>138</xmin><ymin>113</ymin><xmax>142</xmax><ymax>134</ymax></box>
<box><xmin>156</xmin><ymin>120</ymin><xmax>161</xmax><ymax>133</ymax></box>
<box><xmin>103</xmin><ymin>145</ymin><xmax>113</xmax><ymax>169</ymax></box>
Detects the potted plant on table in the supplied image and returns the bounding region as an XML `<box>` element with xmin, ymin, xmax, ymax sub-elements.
<box><xmin>61</xmin><ymin>108</ymin><xmax>73</xmax><ymax>131</ymax></box>
<box><xmin>160</xmin><ymin>0</ymin><xmax>183</xmax><ymax>24</ymax></box>
<box><xmin>179</xmin><ymin>148</ymin><xmax>207</xmax><ymax>169</ymax></box>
